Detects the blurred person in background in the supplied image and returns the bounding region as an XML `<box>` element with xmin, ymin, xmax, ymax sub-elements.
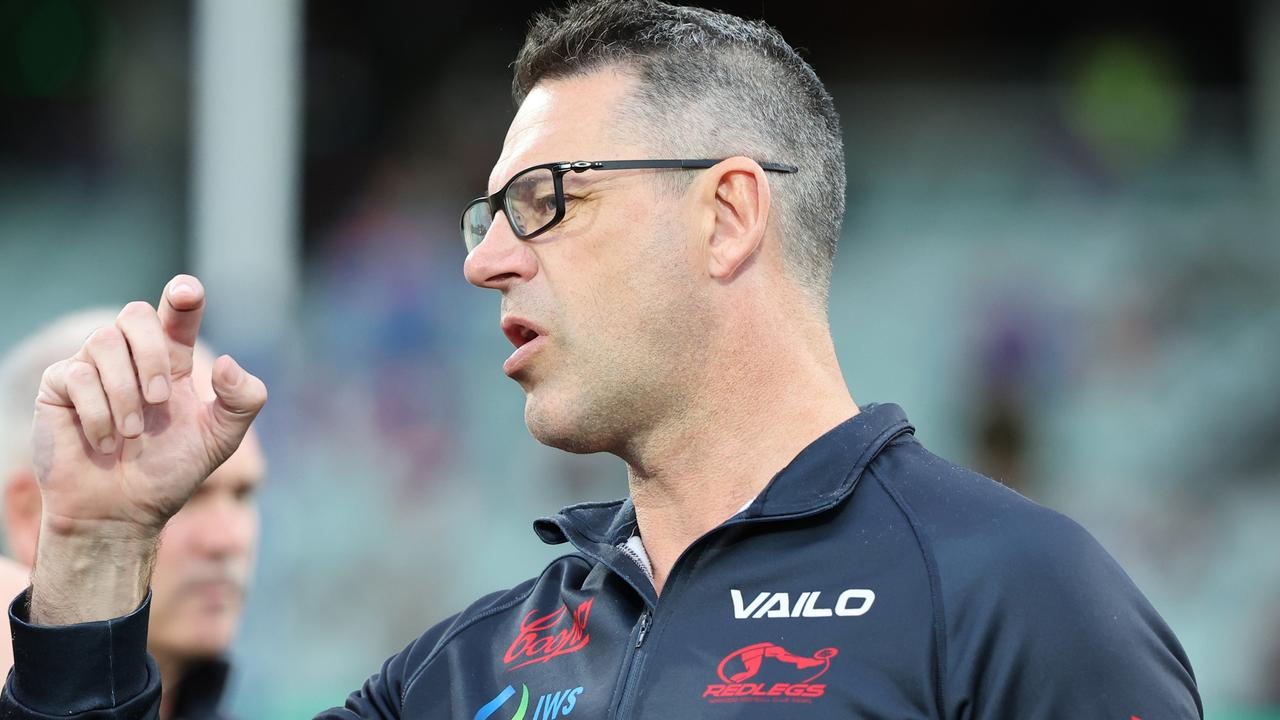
<box><xmin>1</xmin><ymin>1</ymin><xmax>1202</xmax><ymax>718</ymax></box>
<box><xmin>0</xmin><ymin>310</ymin><xmax>264</xmax><ymax>720</ymax></box>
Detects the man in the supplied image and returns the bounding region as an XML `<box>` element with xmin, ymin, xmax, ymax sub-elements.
<box><xmin>0</xmin><ymin>310</ymin><xmax>263</xmax><ymax>720</ymax></box>
<box><xmin>2</xmin><ymin>1</ymin><xmax>1201</xmax><ymax>718</ymax></box>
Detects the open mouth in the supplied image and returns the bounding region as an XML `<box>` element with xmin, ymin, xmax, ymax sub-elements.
<box><xmin>502</xmin><ymin>318</ymin><xmax>543</xmax><ymax>349</ymax></box>
<box><xmin>500</xmin><ymin>316</ymin><xmax>549</xmax><ymax>377</ymax></box>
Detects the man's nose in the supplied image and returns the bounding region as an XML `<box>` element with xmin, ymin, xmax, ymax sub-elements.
<box><xmin>463</xmin><ymin>214</ymin><xmax>538</xmax><ymax>290</ymax></box>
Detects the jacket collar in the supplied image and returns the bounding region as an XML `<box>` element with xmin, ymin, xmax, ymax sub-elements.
<box><xmin>534</xmin><ymin>403</ymin><xmax>914</xmax><ymax>550</ymax></box>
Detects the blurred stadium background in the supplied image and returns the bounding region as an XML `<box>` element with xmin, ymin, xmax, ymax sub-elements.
<box><xmin>2</xmin><ymin>0</ymin><xmax>1278</xmax><ymax>717</ymax></box>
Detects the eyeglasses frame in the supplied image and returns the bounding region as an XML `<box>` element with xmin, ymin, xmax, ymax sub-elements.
<box><xmin>461</xmin><ymin>158</ymin><xmax>800</xmax><ymax>250</ymax></box>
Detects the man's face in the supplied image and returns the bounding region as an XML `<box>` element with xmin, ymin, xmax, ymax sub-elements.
<box><xmin>146</xmin><ymin>428</ymin><xmax>263</xmax><ymax>660</ymax></box>
<box><xmin>464</xmin><ymin>70</ymin><xmax>715</xmax><ymax>454</ymax></box>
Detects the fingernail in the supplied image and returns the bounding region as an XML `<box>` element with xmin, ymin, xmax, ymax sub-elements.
<box><xmin>100</xmin><ymin>436</ymin><xmax>117</xmax><ymax>455</ymax></box>
<box><xmin>170</xmin><ymin>282</ymin><xmax>194</xmax><ymax>300</ymax></box>
<box><xmin>224</xmin><ymin>358</ymin><xmax>243</xmax><ymax>386</ymax></box>
<box><xmin>147</xmin><ymin>376</ymin><xmax>169</xmax><ymax>402</ymax></box>
<box><xmin>123</xmin><ymin>412</ymin><xmax>143</xmax><ymax>437</ymax></box>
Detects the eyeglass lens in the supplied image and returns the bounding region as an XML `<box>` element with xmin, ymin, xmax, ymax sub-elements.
<box><xmin>462</xmin><ymin>166</ymin><xmax>561</xmax><ymax>252</ymax></box>
<box><xmin>504</xmin><ymin>167</ymin><xmax>558</xmax><ymax>238</ymax></box>
<box><xmin>462</xmin><ymin>200</ymin><xmax>493</xmax><ymax>252</ymax></box>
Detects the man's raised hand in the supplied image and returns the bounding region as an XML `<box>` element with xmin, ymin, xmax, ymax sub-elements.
<box><xmin>28</xmin><ymin>275</ymin><xmax>267</xmax><ymax>624</ymax></box>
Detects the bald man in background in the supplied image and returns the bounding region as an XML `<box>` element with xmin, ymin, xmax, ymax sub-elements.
<box><xmin>0</xmin><ymin>310</ymin><xmax>265</xmax><ymax>720</ymax></box>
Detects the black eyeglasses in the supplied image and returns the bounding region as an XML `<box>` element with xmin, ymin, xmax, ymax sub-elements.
<box><xmin>460</xmin><ymin>159</ymin><xmax>799</xmax><ymax>252</ymax></box>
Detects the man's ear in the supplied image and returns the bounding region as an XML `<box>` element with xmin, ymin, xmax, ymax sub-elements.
<box><xmin>4</xmin><ymin>469</ymin><xmax>43</xmax><ymax>567</ymax></box>
<box><xmin>697</xmin><ymin>157</ymin><xmax>772</xmax><ymax>282</ymax></box>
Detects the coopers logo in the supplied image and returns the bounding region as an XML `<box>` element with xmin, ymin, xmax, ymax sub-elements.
<box><xmin>703</xmin><ymin>642</ymin><xmax>839</xmax><ymax>703</ymax></box>
<box><xmin>730</xmin><ymin>588</ymin><xmax>875</xmax><ymax>619</ymax></box>
<box><xmin>504</xmin><ymin>598</ymin><xmax>594</xmax><ymax>670</ymax></box>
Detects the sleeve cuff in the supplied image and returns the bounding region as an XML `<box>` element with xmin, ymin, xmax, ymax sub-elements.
<box><xmin>7</xmin><ymin>587</ymin><xmax>154</xmax><ymax>714</ymax></box>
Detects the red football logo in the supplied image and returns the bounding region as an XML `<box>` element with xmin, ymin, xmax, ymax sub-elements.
<box><xmin>717</xmin><ymin>642</ymin><xmax>839</xmax><ymax>683</ymax></box>
<box><xmin>704</xmin><ymin>642</ymin><xmax>840</xmax><ymax>703</ymax></box>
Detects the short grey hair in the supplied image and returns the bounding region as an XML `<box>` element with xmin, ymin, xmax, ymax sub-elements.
<box><xmin>513</xmin><ymin>0</ymin><xmax>846</xmax><ymax>306</ymax></box>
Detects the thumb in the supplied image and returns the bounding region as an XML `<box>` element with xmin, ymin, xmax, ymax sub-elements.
<box><xmin>206</xmin><ymin>355</ymin><xmax>268</xmax><ymax>456</ymax></box>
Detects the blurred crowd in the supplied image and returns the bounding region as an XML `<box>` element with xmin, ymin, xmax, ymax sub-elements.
<box><xmin>1</xmin><ymin>1</ymin><xmax>1276</xmax><ymax>717</ymax></box>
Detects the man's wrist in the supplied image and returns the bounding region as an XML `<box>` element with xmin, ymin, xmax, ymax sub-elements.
<box><xmin>29</xmin><ymin>528</ymin><xmax>158</xmax><ymax>626</ymax></box>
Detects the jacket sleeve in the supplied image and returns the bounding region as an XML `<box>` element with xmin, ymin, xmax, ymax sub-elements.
<box><xmin>943</xmin><ymin>513</ymin><xmax>1203</xmax><ymax>720</ymax></box>
<box><xmin>1</xmin><ymin>579</ymin><xmax>486</xmax><ymax>720</ymax></box>
<box><xmin>0</xmin><ymin>589</ymin><xmax>161</xmax><ymax>719</ymax></box>
<box><xmin>0</xmin><ymin>587</ymin><xmax>456</xmax><ymax>720</ymax></box>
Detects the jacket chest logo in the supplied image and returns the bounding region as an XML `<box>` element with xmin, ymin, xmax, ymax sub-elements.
<box><xmin>703</xmin><ymin>642</ymin><xmax>840</xmax><ymax>703</ymax></box>
<box><xmin>730</xmin><ymin>589</ymin><xmax>875</xmax><ymax>619</ymax></box>
<box><xmin>474</xmin><ymin>684</ymin><xmax>585</xmax><ymax>720</ymax></box>
<box><xmin>503</xmin><ymin>598</ymin><xmax>594</xmax><ymax>670</ymax></box>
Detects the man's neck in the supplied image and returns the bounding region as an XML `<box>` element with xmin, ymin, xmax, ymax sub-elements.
<box><xmin>624</xmin><ymin>315</ymin><xmax>857</xmax><ymax>594</ymax></box>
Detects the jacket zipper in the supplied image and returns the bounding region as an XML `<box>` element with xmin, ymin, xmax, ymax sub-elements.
<box><xmin>611</xmin><ymin>610</ymin><xmax>652</xmax><ymax>718</ymax></box>
<box><xmin>634</xmin><ymin>612</ymin><xmax>651</xmax><ymax>648</ymax></box>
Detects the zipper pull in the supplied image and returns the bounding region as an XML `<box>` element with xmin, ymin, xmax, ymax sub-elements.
<box><xmin>635</xmin><ymin>611</ymin><xmax>652</xmax><ymax>649</ymax></box>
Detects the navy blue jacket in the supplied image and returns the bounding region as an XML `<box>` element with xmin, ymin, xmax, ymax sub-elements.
<box><xmin>2</xmin><ymin>404</ymin><xmax>1202</xmax><ymax>718</ymax></box>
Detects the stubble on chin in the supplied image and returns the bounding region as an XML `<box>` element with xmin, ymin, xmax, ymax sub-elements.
<box><xmin>522</xmin><ymin>366</ymin><xmax>640</xmax><ymax>456</ymax></box>
<box><xmin>524</xmin><ymin>386</ymin><xmax>608</xmax><ymax>455</ymax></box>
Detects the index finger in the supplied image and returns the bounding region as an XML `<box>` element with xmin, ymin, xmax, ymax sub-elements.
<box><xmin>158</xmin><ymin>274</ymin><xmax>205</xmax><ymax>377</ymax></box>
